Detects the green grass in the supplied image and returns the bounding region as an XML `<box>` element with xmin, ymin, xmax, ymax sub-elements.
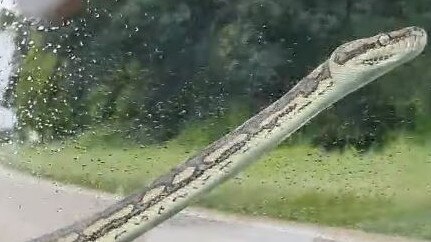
<box><xmin>2</xmin><ymin>129</ymin><xmax>431</xmax><ymax>240</ymax></box>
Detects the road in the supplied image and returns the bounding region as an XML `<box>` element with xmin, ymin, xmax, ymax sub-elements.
<box><xmin>0</xmin><ymin>166</ymin><xmax>425</xmax><ymax>242</ymax></box>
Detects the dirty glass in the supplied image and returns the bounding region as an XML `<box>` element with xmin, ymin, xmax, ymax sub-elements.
<box><xmin>1</xmin><ymin>0</ymin><xmax>430</xmax><ymax>241</ymax></box>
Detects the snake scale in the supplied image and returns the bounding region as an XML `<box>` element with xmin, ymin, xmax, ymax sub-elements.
<box><xmin>30</xmin><ymin>26</ymin><xmax>427</xmax><ymax>242</ymax></box>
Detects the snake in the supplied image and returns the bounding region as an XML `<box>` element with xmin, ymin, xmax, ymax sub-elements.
<box><xmin>30</xmin><ymin>26</ymin><xmax>427</xmax><ymax>242</ymax></box>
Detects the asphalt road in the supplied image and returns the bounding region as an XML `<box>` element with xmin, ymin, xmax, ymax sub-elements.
<box><xmin>0</xmin><ymin>166</ymin><xmax>425</xmax><ymax>242</ymax></box>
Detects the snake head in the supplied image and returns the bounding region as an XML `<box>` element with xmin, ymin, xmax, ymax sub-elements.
<box><xmin>329</xmin><ymin>26</ymin><xmax>427</xmax><ymax>79</ymax></box>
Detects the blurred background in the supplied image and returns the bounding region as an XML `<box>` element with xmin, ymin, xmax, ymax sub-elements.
<box><xmin>1</xmin><ymin>0</ymin><xmax>431</xmax><ymax>240</ymax></box>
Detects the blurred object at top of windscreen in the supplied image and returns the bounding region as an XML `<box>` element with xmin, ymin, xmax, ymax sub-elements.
<box><xmin>2</xmin><ymin>0</ymin><xmax>82</xmax><ymax>18</ymax></box>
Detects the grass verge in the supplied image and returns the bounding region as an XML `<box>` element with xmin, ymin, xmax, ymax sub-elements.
<box><xmin>1</xmin><ymin>130</ymin><xmax>431</xmax><ymax>240</ymax></box>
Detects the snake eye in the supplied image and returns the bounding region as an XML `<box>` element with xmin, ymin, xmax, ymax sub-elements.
<box><xmin>378</xmin><ymin>34</ymin><xmax>391</xmax><ymax>46</ymax></box>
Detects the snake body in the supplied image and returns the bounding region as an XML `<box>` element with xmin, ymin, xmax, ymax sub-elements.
<box><xmin>31</xmin><ymin>26</ymin><xmax>427</xmax><ymax>242</ymax></box>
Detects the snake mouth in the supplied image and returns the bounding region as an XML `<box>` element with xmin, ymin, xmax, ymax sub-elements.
<box><xmin>331</xmin><ymin>26</ymin><xmax>427</xmax><ymax>66</ymax></box>
<box><xmin>361</xmin><ymin>54</ymin><xmax>394</xmax><ymax>66</ymax></box>
<box><xmin>359</xmin><ymin>27</ymin><xmax>427</xmax><ymax>67</ymax></box>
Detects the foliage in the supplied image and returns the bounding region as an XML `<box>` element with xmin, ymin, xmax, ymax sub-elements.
<box><xmin>13</xmin><ymin>32</ymin><xmax>75</xmax><ymax>139</ymax></box>
<box><xmin>7</xmin><ymin>0</ymin><xmax>431</xmax><ymax>149</ymax></box>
